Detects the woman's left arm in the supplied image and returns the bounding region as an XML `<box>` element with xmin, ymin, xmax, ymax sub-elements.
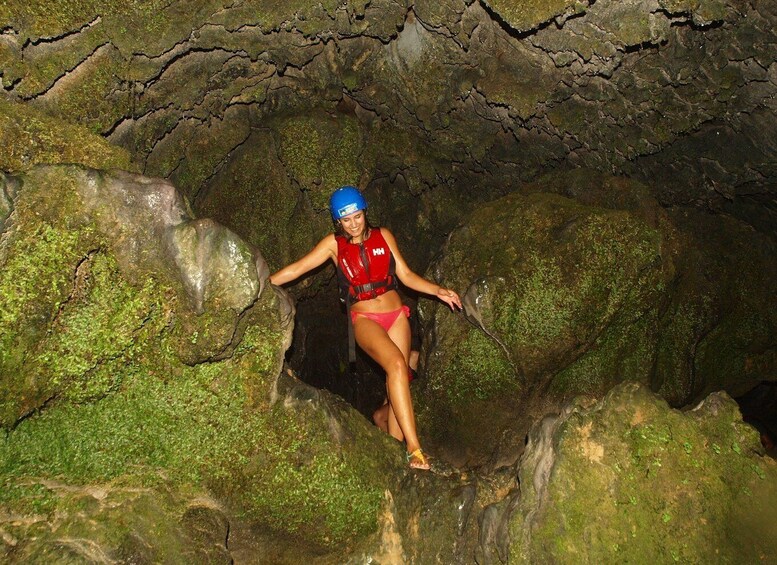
<box><xmin>382</xmin><ymin>229</ymin><xmax>462</xmax><ymax>311</ymax></box>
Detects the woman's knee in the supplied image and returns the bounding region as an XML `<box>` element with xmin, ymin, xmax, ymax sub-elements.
<box><xmin>384</xmin><ymin>355</ymin><xmax>408</xmax><ymax>380</ymax></box>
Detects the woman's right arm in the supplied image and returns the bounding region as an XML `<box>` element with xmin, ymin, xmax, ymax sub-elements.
<box><xmin>269</xmin><ymin>234</ymin><xmax>337</xmax><ymax>286</ymax></box>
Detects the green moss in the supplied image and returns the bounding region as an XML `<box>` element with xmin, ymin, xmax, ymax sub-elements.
<box><xmin>1</xmin><ymin>163</ymin><xmax>384</xmax><ymax>550</ymax></box>
<box><xmin>0</xmin><ymin>99</ymin><xmax>134</xmax><ymax>173</ymax></box>
<box><xmin>482</xmin><ymin>0</ymin><xmax>584</xmax><ymax>32</ymax></box>
<box><xmin>547</xmin><ymin>215</ymin><xmax>665</xmax><ymax>396</ymax></box>
<box><xmin>495</xmin><ymin>257</ymin><xmax>574</xmax><ymax>351</ymax></box>
<box><xmin>278</xmin><ymin>113</ymin><xmax>364</xmax><ymax>210</ymax></box>
<box><xmin>515</xmin><ymin>385</ymin><xmax>777</xmax><ymax>563</ymax></box>
<box><xmin>194</xmin><ymin>130</ymin><xmax>310</xmax><ymax>271</ymax></box>
<box><xmin>238</xmin><ymin>406</ymin><xmax>382</xmax><ymax>544</ymax></box>
<box><xmin>655</xmin><ymin>296</ymin><xmax>713</xmax><ymax>404</ymax></box>
<box><xmin>419</xmin><ymin>187</ymin><xmax>676</xmax><ymax>462</ymax></box>
<box><xmin>0</xmin><ymin>0</ymin><xmax>178</xmax><ymax>54</ymax></box>
<box><xmin>164</xmin><ymin>109</ymin><xmax>251</xmax><ymax>203</ymax></box>
<box><xmin>0</xmin><ymin>480</ymin><xmax>210</xmax><ymax>563</ymax></box>
<box><xmin>0</xmin><ymin>338</ymin><xmax>378</xmax><ymax>547</ymax></box>
<box><xmin>14</xmin><ymin>24</ymin><xmax>109</xmax><ymax>98</ymax></box>
<box><xmin>0</xmin><ymin>222</ymin><xmax>85</xmax><ymax>336</ymax></box>
<box><xmin>654</xmin><ymin>210</ymin><xmax>777</xmax><ymax>405</ymax></box>
<box><xmin>34</xmin><ymin>252</ymin><xmax>164</xmax><ymax>403</ymax></box>
<box><xmin>446</xmin><ymin>195</ymin><xmax>663</xmax><ymax>378</ymax></box>
<box><xmin>0</xmin><ymin>1</ymin><xmax>103</xmax><ymax>39</ymax></box>
<box><xmin>659</xmin><ymin>0</ymin><xmax>727</xmax><ymax>22</ymax></box>
<box><xmin>440</xmin><ymin>327</ymin><xmax>516</xmax><ymax>403</ymax></box>
<box><xmin>0</xmin><ymin>480</ymin><xmax>59</xmax><ymax>516</ymax></box>
<box><xmin>0</xmin><ymin>166</ymin><xmax>175</xmax><ymax>425</ymax></box>
<box><xmin>552</xmin><ymin>310</ymin><xmax>658</xmax><ymax>397</ymax></box>
<box><xmin>1</xmin><ymin>283</ymin><xmax>377</xmax><ymax>547</ymax></box>
<box><xmin>0</xmin><ymin>221</ymin><xmax>98</xmax><ymax>426</ymax></box>
<box><xmin>31</xmin><ymin>44</ymin><xmax>128</xmax><ymax>133</ymax></box>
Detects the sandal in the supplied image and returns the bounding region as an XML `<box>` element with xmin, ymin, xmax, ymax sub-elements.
<box><xmin>407</xmin><ymin>448</ymin><xmax>431</xmax><ymax>471</ymax></box>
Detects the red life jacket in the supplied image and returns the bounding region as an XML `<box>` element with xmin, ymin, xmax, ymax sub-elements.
<box><xmin>336</xmin><ymin>228</ymin><xmax>397</xmax><ymax>302</ymax></box>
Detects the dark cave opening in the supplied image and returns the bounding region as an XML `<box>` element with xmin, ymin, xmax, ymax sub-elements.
<box><xmin>285</xmin><ymin>277</ymin><xmax>428</xmax><ymax>424</ymax></box>
<box><xmin>735</xmin><ymin>381</ymin><xmax>777</xmax><ymax>456</ymax></box>
<box><xmin>284</xmin><ymin>279</ymin><xmax>387</xmax><ymax>420</ymax></box>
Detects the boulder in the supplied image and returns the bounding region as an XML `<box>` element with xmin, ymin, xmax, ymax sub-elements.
<box><xmin>510</xmin><ymin>382</ymin><xmax>777</xmax><ymax>563</ymax></box>
<box><xmin>0</xmin><ymin>164</ymin><xmax>406</xmax><ymax>558</ymax></box>
<box><xmin>418</xmin><ymin>170</ymin><xmax>777</xmax><ymax>469</ymax></box>
<box><xmin>418</xmin><ymin>174</ymin><xmax>673</xmax><ymax>467</ymax></box>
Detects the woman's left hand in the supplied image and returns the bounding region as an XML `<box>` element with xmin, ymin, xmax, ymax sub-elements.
<box><xmin>436</xmin><ymin>287</ymin><xmax>462</xmax><ymax>311</ymax></box>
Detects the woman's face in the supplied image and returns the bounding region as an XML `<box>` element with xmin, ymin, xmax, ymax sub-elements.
<box><xmin>339</xmin><ymin>210</ymin><xmax>366</xmax><ymax>239</ymax></box>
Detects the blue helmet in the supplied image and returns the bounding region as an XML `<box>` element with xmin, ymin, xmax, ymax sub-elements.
<box><xmin>329</xmin><ymin>185</ymin><xmax>367</xmax><ymax>220</ymax></box>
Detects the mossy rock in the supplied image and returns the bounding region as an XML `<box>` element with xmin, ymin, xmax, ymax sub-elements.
<box><xmin>510</xmin><ymin>382</ymin><xmax>777</xmax><ymax>563</ymax></box>
<box><xmin>654</xmin><ymin>208</ymin><xmax>777</xmax><ymax>406</ymax></box>
<box><xmin>418</xmin><ymin>186</ymin><xmax>671</xmax><ymax>465</ymax></box>
<box><xmin>0</xmin><ymin>99</ymin><xmax>134</xmax><ymax>173</ymax></box>
<box><xmin>276</xmin><ymin>110</ymin><xmax>367</xmax><ymax>212</ymax></box>
<box><xmin>0</xmin><ymin>164</ymin><xmax>262</xmax><ymax>424</ymax></box>
<box><xmin>0</xmin><ymin>164</ymin><xmax>400</xmax><ymax>555</ymax></box>
<box><xmin>0</xmin><ymin>484</ymin><xmax>232</xmax><ymax>564</ymax></box>
<box><xmin>481</xmin><ymin>0</ymin><xmax>588</xmax><ymax>33</ymax></box>
<box><xmin>195</xmin><ymin>128</ymin><xmax>328</xmax><ymax>276</ymax></box>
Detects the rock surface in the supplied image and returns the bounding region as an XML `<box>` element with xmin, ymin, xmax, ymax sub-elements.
<box><xmin>510</xmin><ymin>381</ymin><xmax>777</xmax><ymax>563</ymax></box>
<box><xmin>0</xmin><ymin>164</ymin><xmax>273</xmax><ymax>424</ymax></box>
<box><xmin>0</xmin><ymin>165</ymin><xmax>420</xmax><ymax>562</ymax></box>
<box><xmin>1</xmin><ymin>0</ymin><xmax>775</xmax><ymax>252</ymax></box>
<box><xmin>1</xmin><ymin>1</ymin><xmax>776</xmax><ymax>562</ymax></box>
<box><xmin>417</xmin><ymin>169</ymin><xmax>777</xmax><ymax>469</ymax></box>
<box><xmin>0</xmin><ymin>160</ymin><xmax>774</xmax><ymax>565</ymax></box>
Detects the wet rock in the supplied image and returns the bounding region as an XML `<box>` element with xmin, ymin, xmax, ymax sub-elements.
<box><xmin>418</xmin><ymin>169</ymin><xmax>776</xmax><ymax>469</ymax></box>
<box><xmin>0</xmin><ymin>164</ymin><xmax>402</xmax><ymax>560</ymax></box>
<box><xmin>0</xmin><ymin>164</ymin><xmax>275</xmax><ymax>425</ymax></box>
<box><xmin>418</xmin><ymin>172</ymin><xmax>674</xmax><ymax>467</ymax></box>
<box><xmin>510</xmin><ymin>382</ymin><xmax>777</xmax><ymax>563</ymax></box>
<box><xmin>475</xmin><ymin>488</ymin><xmax>520</xmax><ymax>565</ymax></box>
<box><xmin>0</xmin><ymin>485</ymin><xmax>234</xmax><ymax>565</ymax></box>
<box><xmin>180</xmin><ymin>502</ymin><xmax>232</xmax><ymax>564</ymax></box>
<box><xmin>0</xmin><ymin>174</ymin><xmax>16</xmax><ymax>231</ymax></box>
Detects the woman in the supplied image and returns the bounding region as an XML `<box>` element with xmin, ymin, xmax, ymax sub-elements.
<box><xmin>269</xmin><ymin>186</ymin><xmax>462</xmax><ymax>470</ymax></box>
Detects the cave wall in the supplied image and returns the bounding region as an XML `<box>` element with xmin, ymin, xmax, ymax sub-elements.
<box><xmin>2</xmin><ymin>2</ymin><xmax>777</xmax><ymax>562</ymax></box>
<box><xmin>3</xmin><ymin>0</ymin><xmax>775</xmax><ymax>433</ymax></box>
<box><xmin>2</xmin><ymin>0</ymin><xmax>775</xmax><ymax>257</ymax></box>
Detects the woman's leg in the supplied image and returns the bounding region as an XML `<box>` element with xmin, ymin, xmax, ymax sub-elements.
<box><xmin>373</xmin><ymin>400</ymin><xmax>389</xmax><ymax>433</ymax></box>
<box><xmin>353</xmin><ymin>315</ymin><xmax>422</xmax><ymax>452</ymax></box>
<box><xmin>385</xmin><ymin>317</ymin><xmax>412</xmax><ymax>443</ymax></box>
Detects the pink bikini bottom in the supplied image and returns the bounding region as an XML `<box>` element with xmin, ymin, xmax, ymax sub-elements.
<box><xmin>351</xmin><ymin>305</ymin><xmax>410</xmax><ymax>332</ymax></box>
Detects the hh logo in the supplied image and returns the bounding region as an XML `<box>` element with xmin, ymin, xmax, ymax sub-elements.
<box><xmin>372</xmin><ymin>248</ymin><xmax>386</xmax><ymax>256</ymax></box>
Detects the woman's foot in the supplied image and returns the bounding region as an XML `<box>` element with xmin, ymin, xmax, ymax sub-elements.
<box><xmin>407</xmin><ymin>448</ymin><xmax>430</xmax><ymax>470</ymax></box>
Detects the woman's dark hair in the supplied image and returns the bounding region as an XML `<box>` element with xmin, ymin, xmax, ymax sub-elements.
<box><xmin>333</xmin><ymin>213</ymin><xmax>374</xmax><ymax>241</ymax></box>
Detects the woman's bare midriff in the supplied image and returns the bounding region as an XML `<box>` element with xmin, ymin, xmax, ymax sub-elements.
<box><xmin>350</xmin><ymin>289</ymin><xmax>404</xmax><ymax>314</ymax></box>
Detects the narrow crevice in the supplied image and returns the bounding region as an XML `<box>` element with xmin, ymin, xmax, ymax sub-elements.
<box><xmin>26</xmin><ymin>16</ymin><xmax>102</xmax><ymax>46</ymax></box>
<box><xmin>50</xmin><ymin>248</ymin><xmax>100</xmax><ymax>327</ymax></box>
<box><xmin>22</xmin><ymin>42</ymin><xmax>112</xmax><ymax>102</ymax></box>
